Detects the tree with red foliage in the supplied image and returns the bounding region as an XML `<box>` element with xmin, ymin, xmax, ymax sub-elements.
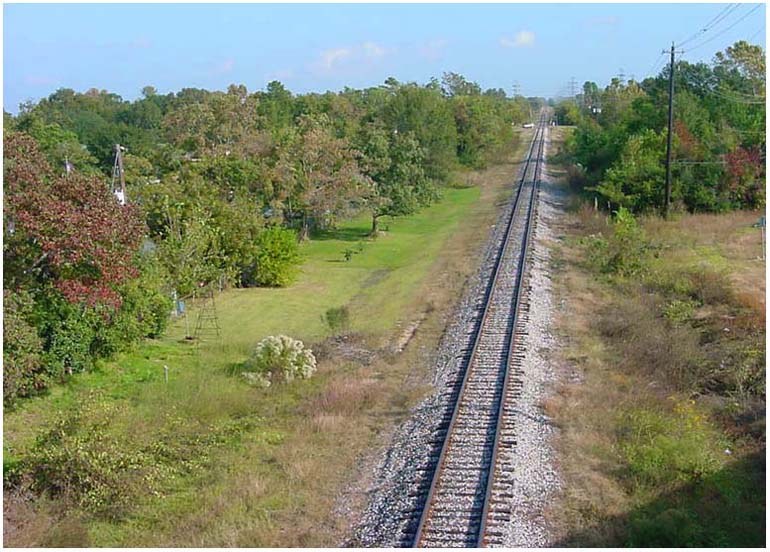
<box><xmin>724</xmin><ymin>146</ymin><xmax>765</xmax><ymax>209</ymax></box>
<box><xmin>674</xmin><ymin>119</ymin><xmax>701</xmax><ymax>159</ymax></box>
<box><xmin>4</xmin><ymin>132</ymin><xmax>145</xmax><ymax>308</ymax></box>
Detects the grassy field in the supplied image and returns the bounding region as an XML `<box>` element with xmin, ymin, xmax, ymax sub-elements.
<box><xmin>545</xmin><ymin>129</ymin><xmax>766</xmax><ymax>547</ymax></box>
<box><xmin>4</xmin><ymin>132</ymin><xmax>532</xmax><ymax>546</ymax></box>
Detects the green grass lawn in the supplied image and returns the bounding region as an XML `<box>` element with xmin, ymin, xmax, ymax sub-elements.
<box><xmin>167</xmin><ymin>185</ymin><xmax>480</xmax><ymax>349</ymax></box>
<box><xmin>4</xmin><ymin>184</ymin><xmax>485</xmax><ymax>546</ymax></box>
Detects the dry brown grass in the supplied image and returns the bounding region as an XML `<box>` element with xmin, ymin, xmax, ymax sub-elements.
<box><xmin>545</xmin><ymin>131</ymin><xmax>766</xmax><ymax>546</ymax></box>
<box><xmin>3</xmin><ymin>486</ymin><xmax>91</xmax><ymax>548</ymax></box>
<box><xmin>545</xmin><ymin>249</ymin><xmax>636</xmax><ymax>546</ymax></box>
<box><xmin>304</xmin><ymin>375</ymin><xmax>380</xmax><ymax>417</ymax></box>
<box><xmin>645</xmin><ymin>209</ymin><xmax>766</xmax><ymax>308</ymax></box>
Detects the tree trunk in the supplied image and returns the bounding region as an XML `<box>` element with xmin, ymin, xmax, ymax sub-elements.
<box><xmin>299</xmin><ymin>214</ymin><xmax>310</xmax><ymax>242</ymax></box>
<box><xmin>370</xmin><ymin>214</ymin><xmax>379</xmax><ymax>236</ymax></box>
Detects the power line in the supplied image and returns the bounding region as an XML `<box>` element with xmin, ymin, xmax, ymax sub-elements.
<box><xmin>748</xmin><ymin>25</ymin><xmax>765</xmax><ymax>42</ymax></box>
<box><xmin>683</xmin><ymin>4</ymin><xmax>763</xmax><ymax>53</ymax></box>
<box><xmin>672</xmin><ymin>160</ymin><xmax>727</xmax><ymax>165</ymax></box>
<box><xmin>702</xmin><ymin>87</ymin><xmax>766</xmax><ymax>104</ymax></box>
<box><xmin>677</xmin><ymin>3</ymin><xmax>741</xmax><ymax>48</ymax></box>
<box><xmin>676</xmin><ymin>62</ymin><xmax>766</xmax><ymax>102</ymax></box>
<box><xmin>647</xmin><ymin>52</ymin><xmax>667</xmax><ymax>77</ymax></box>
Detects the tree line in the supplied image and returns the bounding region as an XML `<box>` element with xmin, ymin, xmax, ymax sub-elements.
<box><xmin>555</xmin><ymin>40</ymin><xmax>765</xmax><ymax>213</ymax></box>
<box><xmin>4</xmin><ymin>72</ymin><xmax>541</xmax><ymax>403</ymax></box>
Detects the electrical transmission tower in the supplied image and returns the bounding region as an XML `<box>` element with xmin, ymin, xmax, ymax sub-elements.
<box><xmin>111</xmin><ymin>144</ymin><xmax>127</xmax><ymax>205</ymax></box>
<box><xmin>512</xmin><ymin>81</ymin><xmax>521</xmax><ymax>97</ymax></box>
<box><xmin>568</xmin><ymin>77</ymin><xmax>578</xmax><ymax>99</ymax></box>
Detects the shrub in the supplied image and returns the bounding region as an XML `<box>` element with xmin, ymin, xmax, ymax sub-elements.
<box><xmin>114</xmin><ymin>254</ymin><xmax>173</xmax><ymax>340</ymax></box>
<box><xmin>663</xmin><ymin>299</ymin><xmax>700</xmax><ymax>324</ymax></box>
<box><xmin>566</xmin><ymin>163</ymin><xmax>587</xmax><ymax>193</ymax></box>
<box><xmin>585</xmin><ymin>207</ymin><xmax>652</xmax><ymax>276</ymax></box>
<box><xmin>247</xmin><ymin>227</ymin><xmax>300</xmax><ymax>287</ymax></box>
<box><xmin>37</xmin><ymin>301</ymin><xmax>98</xmax><ymax>377</ymax></box>
<box><xmin>23</xmin><ymin>401</ymin><xmax>164</xmax><ymax>519</ymax></box>
<box><xmin>3</xmin><ymin>290</ymin><xmax>47</xmax><ymax>404</ymax></box>
<box><xmin>243</xmin><ymin>335</ymin><xmax>316</xmax><ymax>387</ymax></box>
<box><xmin>597</xmin><ymin>294</ymin><xmax>708</xmax><ymax>390</ymax></box>
<box><xmin>618</xmin><ymin>399</ymin><xmax>725</xmax><ymax>490</ymax></box>
<box><xmin>322</xmin><ymin>306</ymin><xmax>350</xmax><ymax>335</ymax></box>
<box><xmin>687</xmin><ymin>269</ymin><xmax>734</xmax><ymax>305</ymax></box>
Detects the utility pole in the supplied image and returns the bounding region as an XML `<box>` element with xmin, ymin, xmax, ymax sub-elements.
<box><xmin>664</xmin><ymin>43</ymin><xmax>676</xmax><ymax>218</ymax></box>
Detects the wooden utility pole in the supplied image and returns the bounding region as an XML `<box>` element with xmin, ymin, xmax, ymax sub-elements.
<box><xmin>664</xmin><ymin>43</ymin><xmax>676</xmax><ymax>218</ymax></box>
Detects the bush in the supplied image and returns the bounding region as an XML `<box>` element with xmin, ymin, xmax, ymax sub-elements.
<box><xmin>3</xmin><ymin>290</ymin><xmax>47</xmax><ymax>404</ymax></box>
<box><xmin>39</xmin><ymin>302</ymin><xmax>97</xmax><ymax>377</ymax></box>
<box><xmin>618</xmin><ymin>399</ymin><xmax>725</xmax><ymax>490</ymax></box>
<box><xmin>597</xmin><ymin>294</ymin><xmax>708</xmax><ymax>390</ymax></box>
<box><xmin>585</xmin><ymin>207</ymin><xmax>652</xmax><ymax>276</ymax></box>
<box><xmin>245</xmin><ymin>227</ymin><xmax>300</xmax><ymax>287</ymax></box>
<box><xmin>23</xmin><ymin>401</ymin><xmax>164</xmax><ymax>519</ymax></box>
<box><xmin>99</xmin><ymin>256</ymin><xmax>173</xmax><ymax>352</ymax></box>
<box><xmin>322</xmin><ymin>306</ymin><xmax>350</xmax><ymax>334</ymax></box>
<box><xmin>663</xmin><ymin>299</ymin><xmax>700</xmax><ymax>324</ymax></box>
<box><xmin>243</xmin><ymin>335</ymin><xmax>316</xmax><ymax>387</ymax></box>
<box><xmin>566</xmin><ymin>163</ymin><xmax>587</xmax><ymax>193</ymax></box>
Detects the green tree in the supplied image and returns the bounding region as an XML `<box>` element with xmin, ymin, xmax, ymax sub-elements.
<box><xmin>359</xmin><ymin>125</ymin><xmax>433</xmax><ymax>233</ymax></box>
<box><xmin>595</xmin><ymin>129</ymin><xmax>667</xmax><ymax>212</ymax></box>
<box><xmin>441</xmin><ymin>72</ymin><xmax>482</xmax><ymax>97</ymax></box>
<box><xmin>276</xmin><ymin>115</ymin><xmax>371</xmax><ymax>240</ymax></box>
<box><xmin>383</xmin><ymin>84</ymin><xmax>458</xmax><ymax>180</ymax></box>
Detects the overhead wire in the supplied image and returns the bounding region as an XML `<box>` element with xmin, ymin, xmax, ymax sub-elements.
<box><xmin>646</xmin><ymin>51</ymin><xmax>667</xmax><ymax>78</ymax></box>
<box><xmin>701</xmin><ymin>87</ymin><xmax>765</xmax><ymax>104</ymax></box>
<box><xmin>683</xmin><ymin>4</ymin><xmax>763</xmax><ymax>53</ymax></box>
<box><xmin>747</xmin><ymin>25</ymin><xmax>765</xmax><ymax>43</ymax></box>
<box><xmin>676</xmin><ymin>53</ymin><xmax>766</xmax><ymax>101</ymax></box>
<box><xmin>677</xmin><ymin>3</ymin><xmax>741</xmax><ymax>48</ymax></box>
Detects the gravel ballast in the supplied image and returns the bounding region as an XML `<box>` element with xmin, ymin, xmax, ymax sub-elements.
<box><xmin>348</xmin><ymin>128</ymin><xmax>566</xmax><ymax>547</ymax></box>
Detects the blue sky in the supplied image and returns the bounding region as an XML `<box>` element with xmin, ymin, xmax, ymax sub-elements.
<box><xmin>3</xmin><ymin>3</ymin><xmax>766</xmax><ymax>113</ymax></box>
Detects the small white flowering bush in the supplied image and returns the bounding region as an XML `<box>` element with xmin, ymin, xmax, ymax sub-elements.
<box><xmin>242</xmin><ymin>335</ymin><xmax>316</xmax><ymax>387</ymax></box>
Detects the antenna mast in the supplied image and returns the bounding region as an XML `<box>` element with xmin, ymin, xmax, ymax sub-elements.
<box><xmin>111</xmin><ymin>144</ymin><xmax>127</xmax><ymax>205</ymax></box>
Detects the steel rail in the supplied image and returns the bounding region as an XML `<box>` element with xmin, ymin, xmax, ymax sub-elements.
<box><xmin>413</xmin><ymin>112</ymin><xmax>548</xmax><ymax>547</ymax></box>
<box><xmin>477</xmin><ymin>114</ymin><xmax>546</xmax><ymax>547</ymax></box>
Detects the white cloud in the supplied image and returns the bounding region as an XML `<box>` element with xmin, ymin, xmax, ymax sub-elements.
<box><xmin>500</xmin><ymin>30</ymin><xmax>536</xmax><ymax>48</ymax></box>
<box><xmin>418</xmin><ymin>38</ymin><xmax>448</xmax><ymax>61</ymax></box>
<box><xmin>269</xmin><ymin>69</ymin><xmax>295</xmax><ymax>80</ymax></box>
<box><xmin>313</xmin><ymin>42</ymin><xmax>393</xmax><ymax>74</ymax></box>
<box><xmin>363</xmin><ymin>41</ymin><xmax>386</xmax><ymax>59</ymax></box>
<box><xmin>24</xmin><ymin>75</ymin><xmax>57</xmax><ymax>86</ymax></box>
<box><xmin>320</xmin><ymin>47</ymin><xmax>353</xmax><ymax>70</ymax></box>
<box><xmin>212</xmin><ymin>59</ymin><xmax>235</xmax><ymax>75</ymax></box>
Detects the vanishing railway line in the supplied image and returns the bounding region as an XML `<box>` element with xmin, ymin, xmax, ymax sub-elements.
<box><xmin>412</xmin><ymin>112</ymin><xmax>547</xmax><ymax>548</ymax></box>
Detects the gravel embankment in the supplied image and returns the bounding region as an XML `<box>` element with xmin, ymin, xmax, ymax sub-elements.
<box><xmin>496</xmin><ymin>130</ymin><xmax>565</xmax><ymax>547</ymax></box>
<box><xmin>348</xmin><ymin>128</ymin><xmax>566</xmax><ymax>547</ymax></box>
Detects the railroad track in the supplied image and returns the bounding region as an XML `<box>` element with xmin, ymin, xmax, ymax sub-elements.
<box><xmin>412</xmin><ymin>112</ymin><xmax>547</xmax><ymax>548</ymax></box>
